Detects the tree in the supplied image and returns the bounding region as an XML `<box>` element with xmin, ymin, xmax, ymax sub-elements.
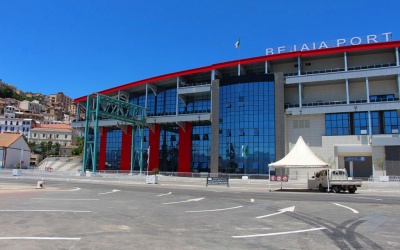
<box><xmin>40</xmin><ymin>141</ymin><xmax>47</xmax><ymax>157</ymax></box>
<box><xmin>54</xmin><ymin>142</ymin><xmax>60</xmax><ymax>156</ymax></box>
<box><xmin>0</xmin><ymin>85</ymin><xmax>14</xmax><ymax>98</ymax></box>
<box><xmin>71</xmin><ymin>136</ymin><xmax>84</xmax><ymax>156</ymax></box>
<box><xmin>374</xmin><ymin>157</ymin><xmax>385</xmax><ymax>176</ymax></box>
<box><xmin>47</xmin><ymin>141</ymin><xmax>53</xmax><ymax>155</ymax></box>
<box><xmin>28</xmin><ymin>141</ymin><xmax>37</xmax><ymax>152</ymax></box>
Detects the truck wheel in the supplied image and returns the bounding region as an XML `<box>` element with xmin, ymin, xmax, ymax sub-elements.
<box><xmin>319</xmin><ymin>184</ymin><xmax>324</xmax><ymax>192</ymax></box>
<box><xmin>333</xmin><ymin>186</ymin><xmax>340</xmax><ymax>193</ymax></box>
<box><xmin>349</xmin><ymin>187</ymin><xmax>357</xmax><ymax>194</ymax></box>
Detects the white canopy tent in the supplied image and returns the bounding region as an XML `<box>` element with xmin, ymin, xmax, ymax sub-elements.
<box><xmin>268</xmin><ymin>136</ymin><xmax>330</xmax><ymax>191</ymax></box>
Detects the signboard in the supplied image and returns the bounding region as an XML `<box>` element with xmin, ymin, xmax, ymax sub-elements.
<box><xmin>206</xmin><ymin>177</ymin><xmax>229</xmax><ymax>187</ymax></box>
<box><xmin>266</xmin><ymin>32</ymin><xmax>392</xmax><ymax>55</ymax></box>
<box><xmin>344</xmin><ymin>156</ymin><xmax>366</xmax><ymax>162</ymax></box>
<box><xmin>270</xmin><ymin>175</ymin><xmax>288</xmax><ymax>182</ymax></box>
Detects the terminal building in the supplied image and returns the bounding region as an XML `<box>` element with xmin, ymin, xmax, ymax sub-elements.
<box><xmin>73</xmin><ymin>37</ymin><xmax>400</xmax><ymax>177</ymax></box>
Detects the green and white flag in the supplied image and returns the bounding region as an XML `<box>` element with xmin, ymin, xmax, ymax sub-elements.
<box><xmin>235</xmin><ymin>39</ymin><xmax>240</xmax><ymax>48</ymax></box>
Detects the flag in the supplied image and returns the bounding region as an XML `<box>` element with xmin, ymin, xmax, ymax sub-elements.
<box><xmin>235</xmin><ymin>39</ymin><xmax>240</xmax><ymax>48</ymax></box>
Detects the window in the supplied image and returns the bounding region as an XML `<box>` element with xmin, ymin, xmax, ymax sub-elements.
<box><xmin>325</xmin><ymin>113</ymin><xmax>350</xmax><ymax>136</ymax></box>
<box><xmin>252</xmin><ymin>128</ymin><xmax>259</xmax><ymax>136</ymax></box>
<box><xmin>384</xmin><ymin>110</ymin><xmax>400</xmax><ymax>134</ymax></box>
<box><xmin>353</xmin><ymin>112</ymin><xmax>380</xmax><ymax>135</ymax></box>
<box><xmin>294</xmin><ymin>120</ymin><xmax>310</xmax><ymax>129</ymax></box>
<box><xmin>238</xmin><ymin>96</ymin><xmax>244</xmax><ymax>107</ymax></box>
<box><xmin>65</xmin><ymin>135</ymin><xmax>67</xmax><ymax>139</ymax></box>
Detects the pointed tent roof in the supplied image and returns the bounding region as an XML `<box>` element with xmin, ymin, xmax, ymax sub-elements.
<box><xmin>269</xmin><ymin>136</ymin><xmax>329</xmax><ymax>168</ymax></box>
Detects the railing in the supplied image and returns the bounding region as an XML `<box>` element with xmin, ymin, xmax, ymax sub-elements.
<box><xmin>179</xmin><ymin>81</ymin><xmax>211</xmax><ymax>88</ymax></box>
<box><xmin>368</xmin><ymin>176</ymin><xmax>400</xmax><ymax>191</ymax></box>
<box><xmin>285</xmin><ymin>98</ymin><xmax>399</xmax><ymax>109</ymax></box>
<box><xmin>284</xmin><ymin>62</ymin><xmax>397</xmax><ymax>77</ymax></box>
<box><xmin>2</xmin><ymin>169</ymin><xmax>399</xmax><ymax>192</ymax></box>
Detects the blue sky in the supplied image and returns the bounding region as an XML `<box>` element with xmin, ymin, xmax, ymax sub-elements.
<box><xmin>0</xmin><ymin>0</ymin><xmax>399</xmax><ymax>99</ymax></box>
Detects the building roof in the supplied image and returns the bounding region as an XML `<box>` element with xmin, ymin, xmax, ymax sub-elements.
<box><xmin>31</xmin><ymin>128</ymin><xmax>72</xmax><ymax>133</ymax></box>
<box><xmin>0</xmin><ymin>134</ymin><xmax>23</xmax><ymax>147</ymax></box>
<box><xmin>39</xmin><ymin>124</ymin><xmax>72</xmax><ymax>129</ymax></box>
<box><xmin>74</xmin><ymin>40</ymin><xmax>400</xmax><ymax>103</ymax></box>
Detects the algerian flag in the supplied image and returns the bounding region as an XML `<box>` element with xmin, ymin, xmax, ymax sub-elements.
<box><xmin>235</xmin><ymin>39</ymin><xmax>240</xmax><ymax>48</ymax></box>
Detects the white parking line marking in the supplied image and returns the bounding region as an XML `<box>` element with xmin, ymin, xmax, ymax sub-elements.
<box><xmin>256</xmin><ymin>206</ymin><xmax>295</xmax><ymax>218</ymax></box>
<box><xmin>333</xmin><ymin>203</ymin><xmax>359</xmax><ymax>213</ymax></box>
<box><xmin>0</xmin><ymin>237</ymin><xmax>81</xmax><ymax>240</ymax></box>
<box><xmin>163</xmin><ymin>197</ymin><xmax>204</xmax><ymax>205</ymax></box>
<box><xmin>351</xmin><ymin>197</ymin><xmax>382</xmax><ymax>201</ymax></box>
<box><xmin>50</xmin><ymin>187</ymin><xmax>81</xmax><ymax>192</ymax></box>
<box><xmin>232</xmin><ymin>227</ymin><xmax>326</xmax><ymax>238</ymax></box>
<box><xmin>157</xmin><ymin>192</ymin><xmax>172</xmax><ymax>196</ymax></box>
<box><xmin>0</xmin><ymin>210</ymin><xmax>91</xmax><ymax>213</ymax></box>
<box><xmin>31</xmin><ymin>198</ymin><xmax>99</xmax><ymax>201</ymax></box>
<box><xmin>186</xmin><ymin>206</ymin><xmax>243</xmax><ymax>213</ymax></box>
<box><xmin>99</xmin><ymin>189</ymin><xmax>120</xmax><ymax>195</ymax></box>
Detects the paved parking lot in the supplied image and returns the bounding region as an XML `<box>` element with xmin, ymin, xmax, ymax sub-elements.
<box><xmin>0</xmin><ymin>173</ymin><xmax>399</xmax><ymax>250</ymax></box>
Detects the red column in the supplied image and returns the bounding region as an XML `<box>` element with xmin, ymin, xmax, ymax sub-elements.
<box><xmin>98</xmin><ymin>127</ymin><xmax>107</xmax><ymax>171</ymax></box>
<box><xmin>178</xmin><ymin>122</ymin><xmax>192</xmax><ymax>172</ymax></box>
<box><xmin>120</xmin><ymin>126</ymin><xmax>132</xmax><ymax>171</ymax></box>
<box><xmin>148</xmin><ymin>124</ymin><xmax>160</xmax><ymax>171</ymax></box>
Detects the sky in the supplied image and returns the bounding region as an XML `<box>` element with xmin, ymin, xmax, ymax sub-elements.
<box><xmin>0</xmin><ymin>0</ymin><xmax>399</xmax><ymax>100</ymax></box>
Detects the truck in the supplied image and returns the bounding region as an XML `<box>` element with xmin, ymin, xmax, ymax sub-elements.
<box><xmin>311</xmin><ymin>169</ymin><xmax>362</xmax><ymax>193</ymax></box>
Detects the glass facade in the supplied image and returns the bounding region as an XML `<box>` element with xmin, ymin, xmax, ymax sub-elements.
<box><xmin>159</xmin><ymin>128</ymin><xmax>179</xmax><ymax>172</ymax></box>
<box><xmin>384</xmin><ymin>110</ymin><xmax>400</xmax><ymax>134</ymax></box>
<box><xmin>219</xmin><ymin>76</ymin><xmax>275</xmax><ymax>174</ymax></box>
<box><xmin>192</xmin><ymin>125</ymin><xmax>211</xmax><ymax>172</ymax></box>
<box><xmin>353</xmin><ymin>111</ymin><xmax>379</xmax><ymax>135</ymax></box>
<box><xmin>326</xmin><ymin>110</ymin><xmax>399</xmax><ymax>136</ymax></box>
<box><xmin>105</xmin><ymin>128</ymin><xmax>122</xmax><ymax>170</ymax></box>
<box><xmin>325</xmin><ymin>113</ymin><xmax>350</xmax><ymax>136</ymax></box>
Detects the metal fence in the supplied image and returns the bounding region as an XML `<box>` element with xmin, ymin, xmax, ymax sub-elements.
<box><xmin>2</xmin><ymin>168</ymin><xmax>400</xmax><ymax>192</ymax></box>
<box><xmin>367</xmin><ymin>176</ymin><xmax>400</xmax><ymax>191</ymax></box>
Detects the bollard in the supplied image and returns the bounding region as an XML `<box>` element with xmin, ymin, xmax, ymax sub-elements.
<box><xmin>36</xmin><ymin>181</ymin><xmax>45</xmax><ymax>189</ymax></box>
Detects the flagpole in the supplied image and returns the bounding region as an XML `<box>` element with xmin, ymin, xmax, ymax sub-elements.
<box><xmin>236</xmin><ymin>38</ymin><xmax>241</xmax><ymax>75</ymax></box>
<box><xmin>239</xmin><ymin>45</ymin><xmax>241</xmax><ymax>75</ymax></box>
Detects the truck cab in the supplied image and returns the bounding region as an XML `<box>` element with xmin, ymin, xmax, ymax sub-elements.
<box><xmin>313</xmin><ymin>169</ymin><xmax>362</xmax><ymax>193</ymax></box>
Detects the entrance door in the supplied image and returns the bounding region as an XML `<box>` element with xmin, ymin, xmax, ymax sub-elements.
<box><xmin>344</xmin><ymin>156</ymin><xmax>372</xmax><ymax>177</ymax></box>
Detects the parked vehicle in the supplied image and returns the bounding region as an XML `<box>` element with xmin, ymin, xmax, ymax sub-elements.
<box><xmin>312</xmin><ymin>169</ymin><xmax>362</xmax><ymax>193</ymax></box>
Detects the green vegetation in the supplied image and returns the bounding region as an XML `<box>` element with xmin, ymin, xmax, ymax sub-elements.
<box><xmin>0</xmin><ymin>80</ymin><xmax>43</xmax><ymax>102</ymax></box>
<box><xmin>71</xmin><ymin>136</ymin><xmax>84</xmax><ymax>156</ymax></box>
<box><xmin>374</xmin><ymin>157</ymin><xmax>385</xmax><ymax>175</ymax></box>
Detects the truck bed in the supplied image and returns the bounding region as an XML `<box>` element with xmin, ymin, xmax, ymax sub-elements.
<box><xmin>329</xmin><ymin>179</ymin><xmax>362</xmax><ymax>187</ymax></box>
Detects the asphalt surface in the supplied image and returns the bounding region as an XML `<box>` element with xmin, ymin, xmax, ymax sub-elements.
<box><xmin>0</xmin><ymin>172</ymin><xmax>399</xmax><ymax>250</ymax></box>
